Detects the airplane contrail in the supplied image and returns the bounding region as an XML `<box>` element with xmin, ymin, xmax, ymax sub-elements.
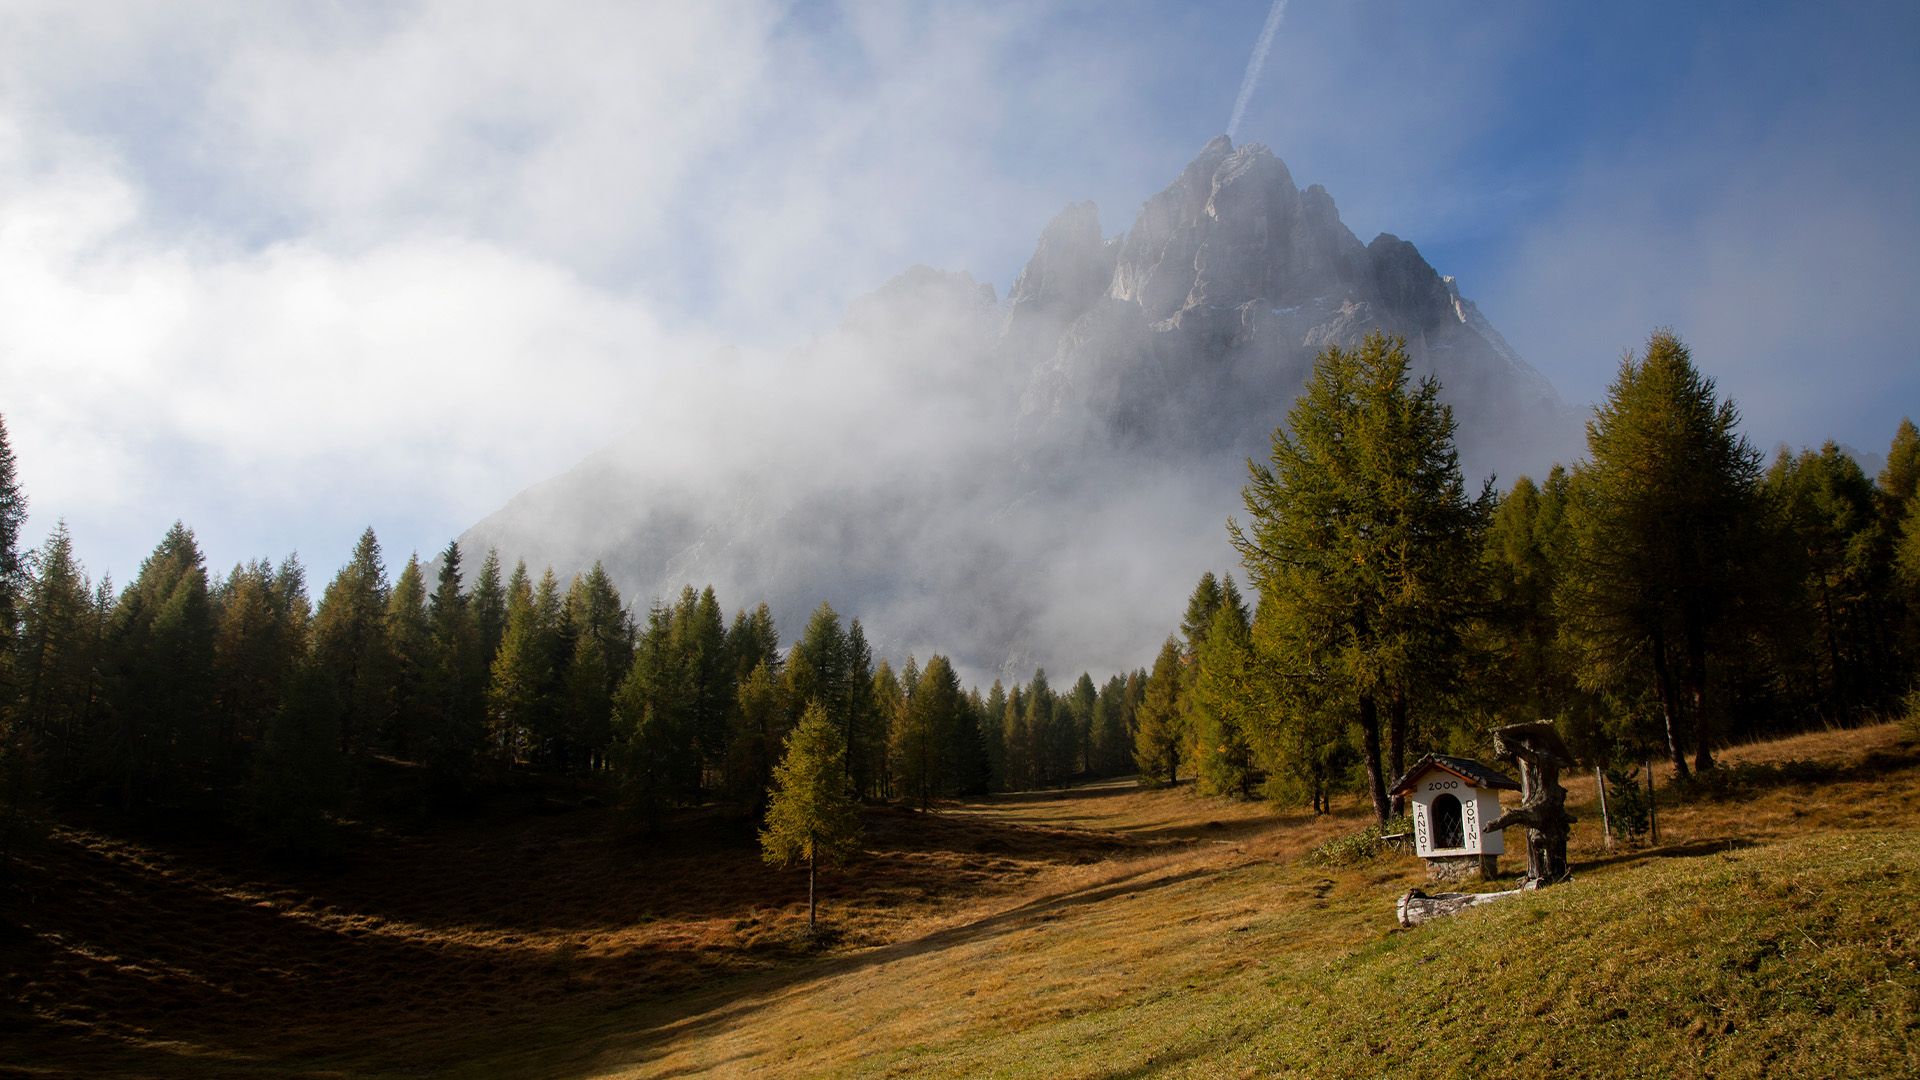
<box><xmin>1226</xmin><ymin>0</ymin><xmax>1290</xmax><ymax>141</ymax></box>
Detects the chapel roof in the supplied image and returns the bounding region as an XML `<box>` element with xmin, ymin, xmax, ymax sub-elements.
<box><xmin>1388</xmin><ymin>753</ymin><xmax>1522</xmax><ymax>796</ymax></box>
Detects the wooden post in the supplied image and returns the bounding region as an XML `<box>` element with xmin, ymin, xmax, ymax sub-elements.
<box><xmin>1644</xmin><ymin>756</ymin><xmax>1659</xmax><ymax>844</ymax></box>
<box><xmin>1595</xmin><ymin>767</ymin><xmax>1613</xmax><ymax>850</ymax></box>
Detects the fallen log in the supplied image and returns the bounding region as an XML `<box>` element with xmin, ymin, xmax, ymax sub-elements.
<box><xmin>1396</xmin><ymin>884</ymin><xmax>1529</xmax><ymax>927</ymax></box>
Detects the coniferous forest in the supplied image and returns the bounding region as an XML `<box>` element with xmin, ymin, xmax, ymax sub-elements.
<box><xmin>3</xmin><ymin>328</ymin><xmax>1917</xmax><ymax>863</ymax></box>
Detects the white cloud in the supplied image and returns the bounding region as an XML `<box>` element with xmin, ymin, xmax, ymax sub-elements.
<box><xmin>0</xmin><ymin>102</ymin><xmax>722</xmax><ymax>574</ymax></box>
<box><xmin>0</xmin><ymin>1</ymin><xmax>1166</xmax><ymax>583</ymax></box>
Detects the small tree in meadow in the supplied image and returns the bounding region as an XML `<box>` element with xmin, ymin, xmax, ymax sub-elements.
<box><xmin>760</xmin><ymin>702</ymin><xmax>861</xmax><ymax>933</ymax></box>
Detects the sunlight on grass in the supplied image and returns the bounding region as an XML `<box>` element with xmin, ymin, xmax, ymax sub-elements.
<box><xmin>5</xmin><ymin>723</ymin><xmax>1914</xmax><ymax>1078</ymax></box>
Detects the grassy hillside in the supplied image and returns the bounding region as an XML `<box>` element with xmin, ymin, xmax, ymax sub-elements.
<box><xmin>4</xmin><ymin>725</ymin><xmax>1916</xmax><ymax>1078</ymax></box>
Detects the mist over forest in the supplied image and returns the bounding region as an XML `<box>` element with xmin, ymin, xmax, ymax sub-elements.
<box><xmin>461</xmin><ymin>137</ymin><xmax>1580</xmax><ymax>685</ymax></box>
<box><xmin>4</xmin><ymin>6</ymin><xmax>1919</xmax><ymax>1077</ymax></box>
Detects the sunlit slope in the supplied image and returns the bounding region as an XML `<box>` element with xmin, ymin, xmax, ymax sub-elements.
<box><xmin>5</xmin><ymin>725</ymin><xmax>1913</xmax><ymax>1078</ymax></box>
<box><xmin>584</xmin><ymin>727</ymin><xmax>1919</xmax><ymax>1080</ymax></box>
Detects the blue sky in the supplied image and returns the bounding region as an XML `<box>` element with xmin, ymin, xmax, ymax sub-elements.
<box><xmin>3</xmin><ymin>0</ymin><xmax>1917</xmax><ymax>592</ymax></box>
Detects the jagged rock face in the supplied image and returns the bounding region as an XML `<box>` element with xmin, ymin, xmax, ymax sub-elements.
<box><xmin>1018</xmin><ymin>139</ymin><xmax>1572</xmax><ymax>477</ymax></box>
<box><xmin>460</xmin><ymin>137</ymin><xmax>1578</xmax><ymax>683</ymax></box>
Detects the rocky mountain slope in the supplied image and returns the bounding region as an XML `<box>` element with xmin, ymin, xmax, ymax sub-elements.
<box><xmin>459</xmin><ymin>137</ymin><xmax>1579</xmax><ymax>682</ymax></box>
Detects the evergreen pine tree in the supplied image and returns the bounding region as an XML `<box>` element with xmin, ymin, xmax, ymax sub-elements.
<box><xmin>103</xmin><ymin>523</ymin><xmax>216</xmax><ymax>806</ymax></box>
<box><xmin>728</xmin><ymin>659</ymin><xmax>788</xmax><ymax>813</ymax></box>
<box><xmin>1067</xmin><ymin>673</ymin><xmax>1098</xmax><ymax>777</ymax></box>
<box><xmin>384</xmin><ymin>554</ymin><xmax>432</xmax><ymax>756</ymax></box>
<box><xmin>1193</xmin><ymin>597</ymin><xmax>1258</xmax><ymax>798</ymax></box>
<box><xmin>615</xmin><ymin>601</ymin><xmax>697</xmax><ymax>825</ymax></box>
<box><xmin>470</xmin><ymin>548</ymin><xmax>508</xmax><ymax>674</ymax></box>
<box><xmin>760</xmin><ymin>702</ymin><xmax>861</xmax><ymax>933</ymax></box>
<box><xmin>1559</xmin><ymin>330</ymin><xmax>1760</xmax><ymax>775</ymax></box>
<box><xmin>891</xmin><ymin>658</ymin><xmax>943</xmax><ymax>810</ymax></box>
<box><xmin>1092</xmin><ymin>675</ymin><xmax>1132</xmax><ymax>776</ymax></box>
<box><xmin>0</xmin><ymin>415</ymin><xmax>23</xmax><ymax>673</ymax></box>
<box><xmin>311</xmin><ymin>529</ymin><xmax>393</xmax><ymax>760</ymax></box>
<box><xmin>1022</xmin><ymin>669</ymin><xmax>1057</xmax><ymax>785</ymax></box>
<box><xmin>728</xmin><ymin>603</ymin><xmax>781</xmax><ymax>683</ymax></box>
<box><xmin>0</xmin><ymin>417</ymin><xmax>31</xmax><ymax>858</ymax></box>
<box><xmin>250</xmin><ymin>660</ymin><xmax>346</xmax><ymax>853</ymax></box>
<box><xmin>979</xmin><ymin>679</ymin><xmax>1008</xmax><ymax>790</ymax></box>
<box><xmin>1231</xmin><ymin>333</ymin><xmax>1486</xmax><ymax>822</ymax></box>
<box><xmin>1133</xmin><ymin>638</ymin><xmax>1185</xmax><ymax>787</ymax></box>
<box><xmin>1764</xmin><ymin>443</ymin><xmax>1897</xmax><ymax>721</ymax></box>
<box><xmin>210</xmin><ymin>559</ymin><xmax>298</xmax><ymax>793</ymax></box>
<box><xmin>786</xmin><ymin>603</ymin><xmax>849</xmax><ymax>771</ymax></box>
<box><xmin>14</xmin><ymin>523</ymin><xmax>97</xmax><ymax>790</ymax></box>
<box><xmin>559</xmin><ymin>564</ymin><xmax>628</xmax><ymax>773</ymax></box>
<box><xmin>489</xmin><ymin>565</ymin><xmax>552</xmax><ymax>766</ymax></box>
<box><xmin>677</xmin><ymin>585</ymin><xmax>733</xmax><ymax>793</ymax></box>
<box><xmin>423</xmin><ymin>542</ymin><xmax>486</xmax><ymax>791</ymax></box>
<box><xmin>1879</xmin><ymin>417</ymin><xmax>1920</xmax><ymax>523</ymax></box>
<box><xmin>844</xmin><ymin>619</ymin><xmax>880</xmax><ymax>798</ymax></box>
<box><xmin>1001</xmin><ymin>681</ymin><xmax>1028</xmax><ymax>790</ymax></box>
<box><xmin>870</xmin><ymin>660</ymin><xmax>906</xmax><ymax>801</ymax></box>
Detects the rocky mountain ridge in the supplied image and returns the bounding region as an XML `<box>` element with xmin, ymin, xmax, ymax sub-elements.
<box><xmin>459</xmin><ymin>137</ymin><xmax>1578</xmax><ymax>682</ymax></box>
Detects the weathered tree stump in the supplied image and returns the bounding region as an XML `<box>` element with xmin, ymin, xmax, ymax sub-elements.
<box><xmin>1396</xmin><ymin>885</ymin><xmax>1528</xmax><ymax>927</ymax></box>
<box><xmin>1483</xmin><ymin>721</ymin><xmax>1576</xmax><ymax>885</ymax></box>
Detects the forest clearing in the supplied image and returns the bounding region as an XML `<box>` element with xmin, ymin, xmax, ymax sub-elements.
<box><xmin>5</xmin><ymin>720</ymin><xmax>1915</xmax><ymax>1078</ymax></box>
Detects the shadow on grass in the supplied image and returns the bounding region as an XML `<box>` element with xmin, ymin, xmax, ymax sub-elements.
<box><xmin>582</xmin><ymin>861</ymin><xmax>1222</xmax><ymax>1078</ymax></box>
<box><xmin>1</xmin><ymin>782</ymin><xmax>1230</xmax><ymax>1079</ymax></box>
<box><xmin>1670</xmin><ymin>749</ymin><xmax>1918</xmax><ymax>804</ymax></box>
<box><xmin>978</xmin><ymin>776</ymin><xmax>1155</xmax><ymax>805</ymax></box>
<box><xmin>1576</xmin><ymin>836</ymin><xmax>1758</xmax><ymax>872</ymax></box>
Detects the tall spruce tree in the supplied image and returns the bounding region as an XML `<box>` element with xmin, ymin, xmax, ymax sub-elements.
<box><xmin>870</xmin><ymin>660</ymin><xmax>906</xmax><ymax>801</ymax></box>
<box><xmin>1022</xmin><ymin>669</ymin><xmax>1058</xmax><ymax>785</ymax></box>
<box><xmin>1560</xmin><ymin>330</ymin><xmax>1760</xmax><ymax>775</ymax></box>
<box><xmin>760</xmin><ymin>701</ymin><xmax>861</xmax><ymax>932</ymax></box>
<box><xmin>1880</xmin><ymin>419</ymin><xmax>1920</xmax><ymax>672</ymax></box>
<box><xmin>1880</xmin><ymin>418</ymin><xmax>1920</xmax><ymax>524</ymax></box>
<box><xmin>1133</xmin><ymin>638</ymin><xmax>1185</xmax><ymax>787</ymax></box>
<box><xmin>311</xmin><ymin>529</ymin><xmax>393</xmax><ymax>760</ymax></box>
<box><xmin>384</xmin><ymin>555</ymin><xmax>432</xmax><ymax>757</ymax></box>
<box><xmin>1092</xmin><ymin>675</ymin><xmax>1132</xmax><ymax>776</ymax></box>
<box><xmin>0</xmin><ymin>415</ymin><xmax>23</xmax><ymax>679</ymax></box>
<box><xmin>1067</xmin><ymin>673</ymin><xmax>1098</xmax><ymax>777</ymax></box>
<box><xmin>728</xmin><ymin>603</ymin><xmax>781</xmax><ymax>683</ymax></box>
<box><xmin>786</xmin><ymin>603</ymin><xmax>849</xmax><ymax>773</ymax></box>
<box><xmin>420</xmin><ymin>542</ymin><xmax>486</xmax><ymax>791</ymax></box>
<box><xmin>14</xmin><ymin>523</ymin><xmax>97</xmax><ymax>789</ymax></box>
<box><xmin>0</xmin><ymin>416</ymin><xmax>29</xmax><ymax>856</ymax></box>
<box><xmin>104</xmin><ymin>523</ymin><xmax>218</xmax><ymax>806</ymax></box>
<box><xmin>470</xmin><ymin>548</ymin><xmax>508</xmax><ymax>674</ymax></box>
<box><xmin>1764</xmin><ymin>443</ymin><xmax>1898</xmax><ymax>721</ymax></box>
<box><xmin>251</xmin><ymin>660</ymin><xmax>346</xmax><ymax>853</ymax></box>
<box><xmin>1192</xmin><ymin>596</ymin><xmax>1258</xmax><ymax>798</ymax></box>
<box><xmin>891</xmin><ymin>657</ymin><xmax>944</xmax><ymax>810</ymax></box>
<box><xmin>1001</xmin><ymin>680</ymin><xmax>1030</xmax><ymax>790</ymax></box>
<box><xmin>844</xmin><ymin>619</ymin><xmax>881</xmax><ymax>798</ymax></box>
<box><xmin>979</xmin><ymin>679</ymin><xmax>1008</xmax><ymax>790</ymax></box>
<box><xmin>1231</xmin><ymin>333</ymin><xmax>1485</xmax><ymax>822</ymax></box>
<box><xmin>615</xmin><ymin>601</ymin><xmax>698</xmax><ymax>826</ymax></box>
<box><xmin>211</xmin><ymin>559</ymin><xmax>298</xmax><ymax>792</ymax></box>
<box><xmin>488</xmin><ymin>565</ymin><xmax>553</xmax><ymax>766</ymax></box>
<box><xmin>560</xmin><ymin>564</ymin><xmax>629</xmax><ymax>773</ymax></box>
<box><xmin>729</xmin><ymin>659</ymin><xmax>788</xmax><ymax>813</ymax></box>
<box><xmin>674</xmin><ymin>585</ymin><xmax>733</xmax><ymax>793</ymax></box>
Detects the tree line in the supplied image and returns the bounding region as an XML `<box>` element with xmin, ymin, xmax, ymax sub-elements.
<box><xmin>0</xmin><ymin>419</ymin><xmax>1157</xmax><ymax>854</ymax></box>
<box><xmin>3</xmin><ymin>328</ymin><xmax>1915</xmax><ymax>853</ymax></box>
<box><xmin>1136</xmin><ymin>331</ymin><xmax>1920</xmax><ymax>824</ymax></box>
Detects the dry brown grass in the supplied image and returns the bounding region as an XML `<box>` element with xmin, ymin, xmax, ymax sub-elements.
<box><xmin>2</xmin><ymin>724</ymin><xmax>1913</xmax><ymax>1078</ymax></box>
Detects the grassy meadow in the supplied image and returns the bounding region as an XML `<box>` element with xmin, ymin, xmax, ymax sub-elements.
<box><xmin>4</xmin><ymin>723</ymin><xmax>1917</xmax><ymax>1078</ymax></box>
